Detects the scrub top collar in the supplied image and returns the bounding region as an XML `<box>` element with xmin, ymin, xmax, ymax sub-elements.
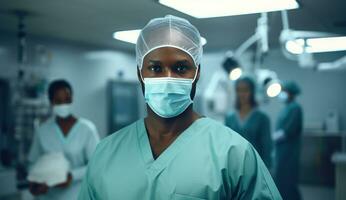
<box><xmin>236</xmin><ymin>108</ymin><xmax>256</xmax><ymax>128</ymax></box>
<box><xmin>54</xmin><ymin>118</ymin><xmax>80</xmax><ymax>144</ymax></box>
<box><xmin>137</xmin><ymin>117</ymin><xmax>207</xmax><ymax>175</ymax></box>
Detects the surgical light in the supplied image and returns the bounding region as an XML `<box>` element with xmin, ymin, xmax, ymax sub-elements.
<box><xmin>256</xmin><ymin>69</ymin><xmax>281</xmax><ymax>97</ymax></box>
<box><xmin>229</xmin><ymin>68</ymin><xmax>242</xmax><ymax>81</ymax></box>
<box><xmin>285</xmin><ymin>39</ymin><xmax>305</xmax><ymax>54</ymax></box>
<box><xmin>159</xmin><ymin>0</ymin><xmax>299</xmax><ymax>18</ymax></box>
<box><xmin>286</xmin><ymin>36</ymin><xmax>346</xmax><ymax>54</ymax></box>
<box><xmin>113</xmin><ymin>29</ymin><xmax>207</xmax><ymax>46</ymax></box>
<box><xmin>222</xmin><ymin>55</ymin><xmax>243</xmax><ymax>80</ymax></box>
<box><xmin>266</xmin><ymin>82</ymin><xmax>282</xmax><ymax>97</ymax></box>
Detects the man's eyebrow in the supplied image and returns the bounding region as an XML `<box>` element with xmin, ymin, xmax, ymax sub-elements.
<box><xmin>148</xmin><ymin>60</ymin><xmax>162</xmax><ymax>65</ymax></box>
<box><xmin>175</xmin><ymin>60</ymin><xmax>192</xmax><ymax>65</ymax></box>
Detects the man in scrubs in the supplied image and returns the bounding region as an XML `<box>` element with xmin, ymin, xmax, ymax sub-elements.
<box><xmin>273</xmin><ymin>81</ymin><xmax>303</xmax><ymax>200</ymax></box>
<box><xmin>79</xmin><ymin>15</ymin><xmax>281</xmax><ymax>200</ymax></box>
<box><xmin>28</xmin><ymin>79</ymin><xmax>100</xmax><ymax>200</ymax></box>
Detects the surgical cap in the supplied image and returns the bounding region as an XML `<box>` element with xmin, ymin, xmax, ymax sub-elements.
<box><xmin>282</xmin><ymin>81</ymin><xmax>301</xmax><ymax>95</ymax></box>
<box><xmin>136</xmin><ymin>15</ymin><xmax>203</xmax><ymax>69</ymax></box>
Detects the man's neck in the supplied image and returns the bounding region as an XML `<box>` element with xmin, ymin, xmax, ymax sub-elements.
<box><xmin>144</xmin><ymin>105</ymin><xmax>201</xmax><ymax>159</ymax></box>
<box><xmin>145</xmin><ymin>105</ymin><xmax>200</xmax><ymax>139</ymax></box>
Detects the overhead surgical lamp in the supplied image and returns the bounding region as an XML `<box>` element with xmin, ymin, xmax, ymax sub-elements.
<box><xmin>222</xmin><ymin>53</ymin><xmax>243</xmax><ymax>81</ymax></box>
<box><xmin>229</xmin><ymin>68</ymin><xmax>242</xmax><ymax>80</ymax></box>
<box><xmin>285</xmin><ymin>36</ymin><xmax>346</xmax><ymax>54</ymax></box>
<box><xmin>266</xmin><ymin>81</ymin><xmax>282</xmax><ymax>97</ymax></box>
<box><xmin>279</xmin><ymin>10</ymin><xmax>346</xmax><ymax>70</ymax></box>
<box><xmin>256</xmin><ymin>69</ymin><xmax>281</xmax><ymax>98</ymax></box>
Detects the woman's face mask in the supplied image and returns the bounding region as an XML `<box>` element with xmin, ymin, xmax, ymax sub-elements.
<box><xmin>51</xmin><ymin>88</ymin><xmax>73</xmax><ymax>118</ymax></box>
<box><xmin>53</xmin><ymin>104</ymin><xmax>72</xmax><ymax>118</ymax></box>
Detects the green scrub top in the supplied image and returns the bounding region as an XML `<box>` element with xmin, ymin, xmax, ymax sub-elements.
<box><xmin>79</xmin><ymin>117</ymin><xmax>281</xmax><ymax>200</ymax></box>
<box><xmin>225</xmin><ymin>109</ymin><xmax>272</xmax><ymax>168</ymax></box>
<box><xmin>274</xmin><ymin>101</ymin><xmax>303</xmax><ymax>200</ymax></box>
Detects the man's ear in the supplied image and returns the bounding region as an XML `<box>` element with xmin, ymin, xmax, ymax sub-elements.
<box><xmin>195</xmin><ymin>64</ymin><xmax>201</xmax><ymax>82</ymax></box>
<box><xmin>190</xmin><ymin>65</ymin><xmax>200</xmax><ymax>100</ymax></box>
<box><xmin>137</xmin><ymin>67</ymin><xmax>145</xmax><ymax>94</ymax></box>
<box><xmin>137</xmin><ymin>67</ymin><xmax>142</xmax><ymax>82</ymax></box>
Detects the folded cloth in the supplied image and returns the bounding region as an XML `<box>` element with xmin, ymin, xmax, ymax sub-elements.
<box><xmin>28</xmin><ymin>152</ymin><xmax>70</xmax><ymax>186</ymax></box>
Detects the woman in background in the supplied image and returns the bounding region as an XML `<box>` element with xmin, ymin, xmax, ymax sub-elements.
<box><xmin>28</xmin><ymin>79</ymin><xmax>100</xmax><ymax>200</ymax></box>
<box><xmin>225</xmin><ymin>76</ymin><xmax>272</xmax><ymax>168</ymax></box>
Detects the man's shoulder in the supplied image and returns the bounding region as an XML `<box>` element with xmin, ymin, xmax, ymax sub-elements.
<box><xmin>197</xmin><ymin>118</ymin><xmax>256</xmax><ymax>167</ymax></box>
<box><xmin>93</xmin><ymin>119</ymin><xmax>141</xmax><ymax>155</ymax></box>
<box><xmin>86</xmin><ymin>120</ymin><xmax>141</xmax><ymax>176</ymax></box>
<box><xmin>199</xmin><ymin>117</ymin><xmax>249</xmax><ymax>146</ymax></box>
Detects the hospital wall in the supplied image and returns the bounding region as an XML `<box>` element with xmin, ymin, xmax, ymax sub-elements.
<box><xmin>0</xmin><ymin>31</ymin><xmax>139</xmax><ymax>138</ymax></box>
<box><xmin>1</xmin><ymin>31</ymin><xmax>346</xmax><ymax>138</ymax></box>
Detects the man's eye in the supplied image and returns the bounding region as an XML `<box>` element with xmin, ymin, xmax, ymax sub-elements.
<box><xmin>174</xmin><ymin>65</ymin><xmax>188</xmax><ymax>73</ymax></box>
<box><xmin>149</xmin><ymin>65</ymin><xmax>162</xmax><ymax>73</ymax></box>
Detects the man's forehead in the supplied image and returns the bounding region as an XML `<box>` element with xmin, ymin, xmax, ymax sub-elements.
<box><xmin>143</xmin><ymin>47</ymin><xmax>195</xmax><ymax>65</ymax></box>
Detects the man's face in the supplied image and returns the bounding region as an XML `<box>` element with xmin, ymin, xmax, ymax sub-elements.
<box><xmin>138</xmin><ymin>47</ymin><xmax>200</xmax><ymax>99</ymax></box>
<box><xmin>141</xmin><ymin>47</ymin><xmax>197</xmax><ymax>79</ymax></box>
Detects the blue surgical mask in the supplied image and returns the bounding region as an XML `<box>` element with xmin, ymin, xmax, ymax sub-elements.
<box><xmin>278</xmin><ymin>91</ymin><xmax>288</xmax><ymax>102</ymax></box>
<box><xmin>143</xmin><ymin>77</ymin><xmax>194</xmax><ymax>118</ymax></box>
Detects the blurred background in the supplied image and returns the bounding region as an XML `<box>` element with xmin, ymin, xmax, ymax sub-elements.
<box><xmin>0</xmin><ymin>0</ymin><xmax>345</xmax><ymax>200</ymax></box>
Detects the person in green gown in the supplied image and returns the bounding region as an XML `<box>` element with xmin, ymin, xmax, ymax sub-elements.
<box><xmin>273</xmin><ymin>81</ymin><xmax>303</xmax><ymax>200</ymax></box>
<box><xmin>78</xmin><ymin>15</ymin><xmax>282</xmax><ymax>200</ymax></box>
<box><xmin>225</xmin><ymin>76</ymin><xmax>272</xmax><ymax>169</ymax></box>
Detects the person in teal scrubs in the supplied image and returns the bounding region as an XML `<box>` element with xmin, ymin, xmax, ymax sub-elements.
<box><xmin>78</xmin><ymin>15</ymin><xmax>281</xmax><ymax>200</ymax></box>
<box><xmin>273</xmin><ymin>81</ymin><xmax>303</xmax><ymax>200</ymax></box>
<box><xmin>28</xmin><ymin>80</ymin><xmax>100</xmax><ymax>200</ymax></box>
<box><xmin>225</xmin><ymin>77</ymin><xmax>272</xmax><ymax>168</ymax></box>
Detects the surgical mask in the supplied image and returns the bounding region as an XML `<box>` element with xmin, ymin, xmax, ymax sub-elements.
<box><xmin>278</xmin><ymin>92</ymin><xmax>288</xmax><ymax>102</ymax></box>
<box><xmin>53</xmin><ymin>104</ymin><xmax>72</xmax><ymax>118</ymax></box>
<box><xmin>143</xmin><ymin>77</ymin><xmax>194</xmax><ymax>118</ymax></box>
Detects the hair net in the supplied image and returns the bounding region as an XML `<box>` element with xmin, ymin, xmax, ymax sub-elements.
<box><xmin>282</xmin><ymin>81</ymin><xmax>301</xmax><ymax>96</ymax></box>
<box><xmin>136</xmin><ymin>15</ymin><xmax>203</xmax><ymax>69</ymax></box>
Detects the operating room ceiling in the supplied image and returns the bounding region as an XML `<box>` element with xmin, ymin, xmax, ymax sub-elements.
<box><xmin>0</xmin><ymin>0</ymin><xmax>345</xmax><ymax>53</ymax></box>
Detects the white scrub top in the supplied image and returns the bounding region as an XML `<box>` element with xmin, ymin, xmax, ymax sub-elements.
<box><xmin>79</xmin><ymin>117</ymin><xmax>281</xmax><ymax>200</ymax></box>
<box><xmin>28</xmin><ymin>117</ymin><xmax>100</xmax><ymax>200</ymax></box>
